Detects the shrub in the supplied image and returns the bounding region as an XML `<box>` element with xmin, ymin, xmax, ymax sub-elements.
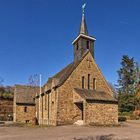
<box><xmin>118</xmin><ymin>116</ymin><xmax>127</xmax><ymax>122</ymax></box>
<box><xmin>136</xmin><ymin>116</ymin><xmax>140</xmax><ymax>120</ymax></box>
<box><xmin>121</xmin><ymin>111</ymin><xmax>132</xmax><ymax>116</ymax></box>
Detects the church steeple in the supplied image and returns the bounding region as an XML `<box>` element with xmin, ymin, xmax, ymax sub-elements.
<box><xmin>72</xmin><ymin>4</ymin><xmax>96</xmax><ymax>62</ymax></box>
<box><xmin>79</xmin><ymin>14</ymin><xmax>88</xmax><ymax>35</ymax></box>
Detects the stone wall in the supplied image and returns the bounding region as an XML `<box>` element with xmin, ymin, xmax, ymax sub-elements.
<box><xmin>35</xmin><ymin>97</ymin><xmax>39</xmax><ymax>123</ymax></box>
<box><xmin>48</xmin><ymin>89</ymin><xmax>58</xmax><ymax>125</ymax></box>
<box><xmin>0</xmin><ymin>98</ymin><xmax>13</xmax><ymax>121</ymax></box>
<box><xmin>36</xmin><ymin>88</ymin><xmax>58</xmax><ymax>126</ymax></box>
<box><xmin>85</xmin><ymin>101</ymin><xmax>118</xmax><ymax>125</ymax></box>
<box><xmin>15</xmin><ymin>104</ymin><xmax>35</xmax><ymax>123</ymax></box>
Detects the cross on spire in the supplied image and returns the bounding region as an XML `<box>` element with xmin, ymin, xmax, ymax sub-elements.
<box><xmin>82</xmin><ymin>3</ymin><xmax>86</xmax><ymax>16</ymax></box>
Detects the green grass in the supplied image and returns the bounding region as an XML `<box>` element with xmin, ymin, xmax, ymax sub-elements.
<box><xmin>0</xmin><ymin>92</ymin><xmax>13</xmax><ymax>99</ymax></box>
<box><xmin>13</xmin><ymin>122</ymin><xmax>48</xmax><ymax>128</ymax></box>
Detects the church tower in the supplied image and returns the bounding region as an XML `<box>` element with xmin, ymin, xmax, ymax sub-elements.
<box><xmin>72</xmin><ymin>5</ymin><xmax>96</xmax><ymax>62</ymax></box>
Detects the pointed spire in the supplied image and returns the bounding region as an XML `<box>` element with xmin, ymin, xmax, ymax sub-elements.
<box><xmin>79</xmin><ymin>3</ymin><xmax>88</xmax><ymax>35</ymax></box>
<box><xmin>79</xmin><ymin>15</ymin><xmax>88</xmax><ymax>35</ymax></box>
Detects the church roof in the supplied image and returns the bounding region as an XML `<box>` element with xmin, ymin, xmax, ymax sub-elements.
<box><xmin>42</xmin><ymin>51</ymin><xmax>115</xmax><ymax>103</ymax></box>
<box><xmin>15</xmin><ymin>85</ymin><xmax>39</xmax><ymax>104</ymax></box>
<box><xmin>79</xmin><ymin>15</ymin><xmax>88</xmax><ymax>35</ymax></box>
<box><xmin>74</xmin><ymin>88</ymin><xmax>117</xmax><ymax>103</ymax></box>
<box><xmin>44</xmin><ymin>51</ymin><xmax>89</xmax><ymax>92</ymax></box>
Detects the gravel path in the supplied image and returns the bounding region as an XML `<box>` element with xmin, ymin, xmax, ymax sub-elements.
<box><xmin>0</xmin><ymin>120</ymin><xmax>140</xmax><ymax>140</ymax></box>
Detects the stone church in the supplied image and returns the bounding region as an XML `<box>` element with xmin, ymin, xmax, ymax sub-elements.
<box><xmin>35</xmin><ymin>12</ymin><xmax>118</xmax><ymax>126</ymax></box>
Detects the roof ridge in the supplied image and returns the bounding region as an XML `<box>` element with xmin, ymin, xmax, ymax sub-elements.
<box><xmin>44</xmin><ymin>51</ymin><xmax>91</xmax><ymax>91</ymax></box>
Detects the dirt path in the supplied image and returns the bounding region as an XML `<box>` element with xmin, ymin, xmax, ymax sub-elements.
<box><xmin>0</xmin><ymin>120</ymin><xmax>140</xmax><ymax>140</ymax></box>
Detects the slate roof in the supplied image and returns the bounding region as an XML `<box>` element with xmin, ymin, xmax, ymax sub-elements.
<box><xmin>44</xmin><ymin>51</ymin><xmax>89</xmax><ymax>92</ymax></box>
<box><xmin>15</xmin><ymin>85</ymin><xmax>39</xmax><ymax>104</ymax></box>
<box><xmin>74</xmin><ymin>88</ymin><xmax>117</xmax><ymax>103</ymax></box>
<box><xmin>43</xmin><ymin>50</ymin><xmax>116</xmax><ymax>103</ymax></box>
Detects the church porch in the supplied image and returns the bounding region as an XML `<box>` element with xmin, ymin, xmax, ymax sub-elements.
<box><xmin>73</xmin><ymin>88</ymin><xmax>118</xmax><ymax>125</ymax></box>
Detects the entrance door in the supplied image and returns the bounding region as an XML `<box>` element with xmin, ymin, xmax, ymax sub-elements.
<box><xmin>76</xmin><ymin>103</ymin><xmax>83</xmax><ymax>120</ymax></box>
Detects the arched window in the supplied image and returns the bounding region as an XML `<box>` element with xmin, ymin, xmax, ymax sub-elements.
<box><xmin>93</xmin><ymin>78</ymin><xmax>96</xmax><ymax>90</ymax></box>
<box><xmin>82</xmin><ymin>76</ymin><xmax>85</xmax><ymax>89</ymax></box>
<box><xmin>88</xmin><ymin>74</ymin><xmax>90</xmax><ymax>89</ymax></box>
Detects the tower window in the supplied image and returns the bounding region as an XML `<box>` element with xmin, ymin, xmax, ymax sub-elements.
<box><xmin>76</xmin><ymin>43</ymin><xmax>79</xmax><ymax>50</ymax></box>
<box><xmin>24</xmin><ymin>106</ymin><xmax>27</xmax><ymax>113</ymax></box>
<box><xmin>87</xmin><ymin>41</ymin><xmax>90</xmax><ymax>49</ymax></box>
<box><xmin>93</xmin><ymin>78</ymin><xmax>96</xmax><ymax>90</ymax></box>
<box><xmin>88</xmin><ymin>74</ymin><xmax>90</xmax><ymax>89</ymax></box>
<box><xmin>82</xmin><ymin>76</ymin><xmax>85</xmax><ymax>89</ymax></box>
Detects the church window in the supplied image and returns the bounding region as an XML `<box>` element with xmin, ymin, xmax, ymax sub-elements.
<box><xmin>88</xmin><ymin>74</ymin><xmax>90</xmax><ymax>89</ymax></box>
<box><xmin>87</xmin><ymin>41</ymin><xmax>89</xmax><ymax>49</ymax></box>
<box><xmin>42</xmin><ymin>96</ymin><xmax>43</xmax><ymax>118</ymax></box>
<box><xmin>24</xmin><ymin>106</ymin><xmax>27</xmax><ymax>113</ymax></box>
<box><xmin>48</xmin><ymin>94</ymin><xmax>50</xmax><ymax>120</ymax></box>
<box><xmin>93</xmin><ymin>78</ymin><xmax>96</xmax><ymax>90</ymax></box>
<box><xmin>45</xmin><ymin>94</ymin><xmax>47</xmax><ymax>110</ymax></box>
<box><xmin>82</xmin><ymin>76</ymin><xmax>85</xmax><ymax>89</ymax></box>
<box><xmin>25</xmin><ymin>120</ymin><xmax>29</xmax><ymax>123</ymax></box>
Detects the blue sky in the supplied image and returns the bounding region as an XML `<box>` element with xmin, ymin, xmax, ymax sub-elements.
<box><xmin>0</xmin><ymin>0</ymin><xmax>140</xmax><ymax>86</ymax></box>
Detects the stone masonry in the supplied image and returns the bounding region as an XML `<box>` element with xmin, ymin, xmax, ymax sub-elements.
<box><xmin>36</xmin><ymin>52</ymin><xmax>118</xmax><ymax>126</ymax></box>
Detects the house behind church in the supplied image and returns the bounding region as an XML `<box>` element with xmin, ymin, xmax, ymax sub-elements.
<box><xmin>13</xmin><ymin>85</ymin><xmax>39</xmax><ymax>123</ymax></box>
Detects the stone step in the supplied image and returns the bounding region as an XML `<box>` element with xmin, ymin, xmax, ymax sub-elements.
<box><xmin>74</xmin><ymin>120</ymin><xmax>84</xmax><ymax>126</ymax></box>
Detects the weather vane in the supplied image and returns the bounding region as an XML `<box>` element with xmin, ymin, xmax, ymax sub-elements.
<box><xmin>82</xmin><ymin>3</ymin><xmax>86</xmax><ymax>16</ymax></box>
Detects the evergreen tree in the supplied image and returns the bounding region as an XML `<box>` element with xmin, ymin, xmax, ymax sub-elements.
<box><xmin>117</xmin><ymin>55</ymin><xmax>140</xmax><ymax>112</ymax></box>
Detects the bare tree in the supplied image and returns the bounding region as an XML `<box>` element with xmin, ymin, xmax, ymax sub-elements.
<box><xmin>0</xmin><ymin>77</ymin><xmax>4</xmax><ymax>86</ymax></box>
<box><xmin>28</xmin><ymin>74</ymin><xmax>40</xmax><ymax>96</ymax></box>
<box><xmin>28</xmin><ymin>74</ymin><xmax>39</xmax><ymax>87</ymax></box>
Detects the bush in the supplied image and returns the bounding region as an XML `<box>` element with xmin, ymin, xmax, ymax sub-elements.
<box><xmin>130</xmin><ymin>114</ymin><xmax>140</xmax><ymax>120</ymax></box>
<box><xmin>136</xmin><ymin>116</ymin><xmax>140</xmax><ymax>120</ymax></box>
<box><xmin>118</xmin><ymin>116</ymin><xmax>127</xmax><ymax>122</ymax></box>
<box><xmin>120</xmin><ymin>111</ymin><xmax>132</xmax><ymax>116</ymax></box>
<box><xmin>0</xmin><ymin>92</ymin><xmax>13</xmax><ymax>99</ymax></box>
